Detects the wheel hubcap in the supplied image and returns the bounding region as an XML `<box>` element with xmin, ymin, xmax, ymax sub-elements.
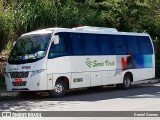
<box><xmin>54</xmin><ymin>83</ymin><xmax>63</xmax><ymax>94</ymax></box>
<box><xmin>124</xmin><ymin>78</ymin><xmax>131</xmax><ymax>87</ymax></box>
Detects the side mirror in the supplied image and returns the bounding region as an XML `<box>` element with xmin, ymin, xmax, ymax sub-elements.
<box><xmin>53</xmin><ymin>35</ymin><xmax>59</xmax><ymax>44</ymax></box>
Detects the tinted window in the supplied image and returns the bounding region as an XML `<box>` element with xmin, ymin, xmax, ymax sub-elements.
<box><xmin>113</xmin><ymin>35</ymin><xmax>128</xmax><ymax>55</ymax></box>
<box><xmin>53</xmin><ymin>37</ymin><xmax>66</xmax><ymax>52</ymax></box>
<box><xmin>83</xmin><ymin>34</ymin><xmax>99</xmax><ymax>55</ymax></box>
<box><xmin>98</xmin><ymin>35</ymin><xmax>115</xmax><ymax>55</ymax></box>
<box><xmin>48</xmin><ymin>33</ymin><xmax>67</xmax><ymax>58</ymax></box>
<box><xmin>138</xmin><ymin>36</ymin><xmax>153</xmax><ymax>54</ymax></box>
<box><xmin>70</xmin><ymin>33</ymin><xmax>84</xmax><ymax>55</ymax></box>
<box><xmin>126</xmin><ymin>36</ymin><xmax>139</xmax><ymax>54</ymax></box>
<box><xmin>48</xmin><ymin>32</ymin><xmax>153</xmax><ymax>58</ymax></box>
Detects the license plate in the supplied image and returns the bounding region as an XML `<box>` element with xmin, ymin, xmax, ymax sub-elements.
<box><xmin>15</xmin><ymin>78</ymin><xmax>22</xmax><ymax>82</ymax></box>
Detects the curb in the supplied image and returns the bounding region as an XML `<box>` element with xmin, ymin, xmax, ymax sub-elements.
<box><xmin>0</xmin><ymin>91</ymin><xmax>20</xmax><ymax>101</ymax></box>
<box><xmin>132</xmin><ymin>79</ymin><xmax>160</xmax><ymax>85</ymax></box>
<box><xmin>0</xmin><ymin>91</ymin><xmax>19</xmax><ymax>97</ymax></box>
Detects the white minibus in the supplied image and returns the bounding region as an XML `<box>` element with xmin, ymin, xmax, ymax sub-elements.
<box><xmin>5</xmin><ymin>26</ymin><xmax>155</xmax><ymax>97</ymax></box>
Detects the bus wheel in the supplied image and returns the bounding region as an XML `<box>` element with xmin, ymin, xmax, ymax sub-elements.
<box><xmin>116</xmin><ymin>75</ymin><xmax>132</xmax><ymax>89</ymax></box>
<box><xmin>49</xmin><ymin>80</ymin><xmax>67</xmax><ymax>97</ymax></box>
<box><xmin>122</xmin><ymin>75</ymin><xmax>132</xmax><ymax>89</ymax></box>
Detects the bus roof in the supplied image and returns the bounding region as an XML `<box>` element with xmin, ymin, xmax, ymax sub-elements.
<box><xmin>21</xmin><ymin>26</ymin><xmax>150</xmax><ymax>37</ymax></box>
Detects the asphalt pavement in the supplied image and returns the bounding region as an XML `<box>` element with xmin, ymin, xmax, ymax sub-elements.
<box><xmin>0</xmin><ymin>82</ymin><xmax>160</xmax><ymax>120</ymax></box>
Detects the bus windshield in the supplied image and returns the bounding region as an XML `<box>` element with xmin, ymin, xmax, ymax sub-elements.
<box><xmin>8</xmin><ymin>33</ymin><xmax>51</xmax><ymax>64</ymax></box>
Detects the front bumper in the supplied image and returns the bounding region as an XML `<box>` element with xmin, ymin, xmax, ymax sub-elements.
<box><xmin>5</xmin><ymin>71</ymin><xmax>47</xmax><ymax>91</ymax></box>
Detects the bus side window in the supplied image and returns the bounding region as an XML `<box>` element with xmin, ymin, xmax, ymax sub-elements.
<box><xmin>83</xmin><ymin>34</ymin><xmax>99</xmax><ymax>55</ymax></box>
<box><xmin>126</xmin><ymin>36</ymin><xmax>139</xmax><ymax>54</ymax></box>
<box><xmin>113</xmin><ymin>35</ymin><xmax>128</xmax><ymax>55</ymax></box>
<box><xmin>98</xmin><ymin>35</ymin><xmax>115</xmax><ymax>55</ymax></box>
<box><xmin>70</xmin><ymin>33</ymin><xmax>84</xmax><ymax>55</ymax></box>
<box><xmin>138</xmin><ymin>36</ymin><xmax>153</xmax><ymax>54</ymax></box>
<box><xmin>48</xmin><ymin>35</ymin><xmax>67</xmax><ymax>58</ymax></box>
<box><xmin>53</xmin><ymin>37</ymin><xmax>66</xmax><ymax>53</ymax></box>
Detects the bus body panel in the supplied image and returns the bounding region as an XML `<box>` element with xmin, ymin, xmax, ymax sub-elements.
<box><xmin>47</xmin><ymin>56</ymin><xmax>119</xmax><ymax>89</ymax></box>
<box><xmin>46</xmin><ymin>54</ymin><xmax>154</xmax><ymax>89</ymax></box>
<box><xmin>71</xmin><ymin>72</ymin><xmax>90</xmax><ymax>88</ymax></box>
<box><xmin>46</xmin><ymin>73</ymin><xmax>71</xmax><ymax>90</ymax></box>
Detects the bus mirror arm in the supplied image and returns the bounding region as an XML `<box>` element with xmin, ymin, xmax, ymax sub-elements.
<box><xmin>13</xmin><ymin>41</ymin><xmax>16</xmax><ymax>46</ymax></box>
<box><xmin>52</xmin><ymin>35</ymin><xmax>59</xmax><ymax>44</ymax></box>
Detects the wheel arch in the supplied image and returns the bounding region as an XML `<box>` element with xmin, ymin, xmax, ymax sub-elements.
<box><xmin>56</xmin><ymin>76</ymin><xmax>69</xmax><ymax>90</ymax></box>
<box><xmin>123</xmin><ymin>72</ymin><xmax>133</xmax><ymax>82</ymax></box>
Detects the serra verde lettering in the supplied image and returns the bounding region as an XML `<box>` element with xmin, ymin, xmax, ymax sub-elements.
<box><xmin>85</xmin><ymin>58</ymin><xmax>115</xmax><ymax>68</ymax></box>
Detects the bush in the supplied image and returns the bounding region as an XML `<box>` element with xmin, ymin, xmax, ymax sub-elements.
<box><xmin>155</xmin><ymin>60</ymin><xmax>160</xmax><ymax>78</ymax></box>
<box><xmin>0</xmin><ymin>76</ymin><xmax>5</xmax><ymax>90</ymax></box>
<box><xmin>0</xmin><ymin>3</ymin><xmax>9</xmax><ymax>52</ymax></box>
<box><xmin>0</xmin><ymin>0</ymin><xmax>13</xmax><ymax>53</ymax></box>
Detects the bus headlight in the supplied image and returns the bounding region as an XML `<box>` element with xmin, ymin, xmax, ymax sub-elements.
<box><xmin>31</xmin><ymin>69</ymin><xmax>45</xmax><ymax>77</ymax></box>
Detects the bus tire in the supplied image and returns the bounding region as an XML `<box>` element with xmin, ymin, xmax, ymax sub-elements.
<box><xmin>49</xmin><ymin>80</ymin><xmax>67</xmax><ymax>97</ymax></box>
<box><xmin>116</xmin><ymin>75</ymin><xmax>132</xmax><ymax>90</ymax></box>
<box><xmin>122</xmin><ymin>75</ymin><xmax>132</xmax><ymax>89</ymax></box>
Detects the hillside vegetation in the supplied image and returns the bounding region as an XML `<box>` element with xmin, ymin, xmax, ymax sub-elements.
<box><xmin>0</xmin><ymin>0</ymin><xmax>160</xmax><ymax>76</ymax></box>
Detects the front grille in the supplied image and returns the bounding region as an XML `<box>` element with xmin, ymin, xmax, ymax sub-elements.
<box><xmin>12</xmin><ymin>81</ymin><xmax>27</xmax><ymax>86</ymax></box>
<box><xmin>10</xmin><ymin>72</ymin><xmax>29</xmax><ymax>78</ymax></box>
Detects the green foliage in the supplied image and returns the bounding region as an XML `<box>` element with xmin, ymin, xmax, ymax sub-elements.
<box><xmin>0</xmin><ymin>0</ymin><xmax>160</xmax><ymax>62</ymax></box>
<box><xmin>0</xmin><ymin>0</ymin><xmax>102</xmax><ymax>45</ymax></box>
<box><xmin>11</xmin><ymin>0</ymin><xmax>56</xmax><ymax>36</ymax></box>
<box><xmin>0</xmin><ymin>0</ymin><xmax>160</xmax><ymax>79</ymax></box>
<box><xmin>0</xmin><ymin>0</ymin><xmax>12</xmax><ymax>52</ymax></box>
<box><xmin>57</xmin><ymin>1</ymin><xmax>102</xmax><ymax>27</ymax></box>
